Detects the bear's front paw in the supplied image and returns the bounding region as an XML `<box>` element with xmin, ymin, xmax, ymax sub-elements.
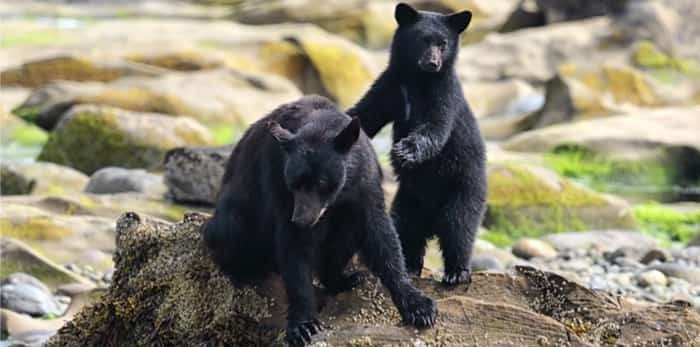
<box><xmin>391</xmin><ymin>137</ymin><xmax>421</xmax><ymax>168</ymax></box>
<box><xmin>442</xmin><ymin>268</ymin><xmax>472</xmax><ymax>288</ymax></box>
<box><xmin>398</xmin><ymin>291</ymin><xmax>437</xmax><ymax>328</ymax></box>
<box><xmin>285</xmin><ymin>318</ymin><xmax>324</xmax><ymax>346</ymax></box>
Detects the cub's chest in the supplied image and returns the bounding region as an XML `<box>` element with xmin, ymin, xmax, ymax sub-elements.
<box><xmin>395</xmin><ymin>85</ymin><xmax>431</xmax><ymax>127</ymax></box>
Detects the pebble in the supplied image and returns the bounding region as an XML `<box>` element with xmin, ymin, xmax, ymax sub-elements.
<box><xmin>647</xmin><ymin>263</ymin><xmax>700</xmax><ymax>285</ymax></box>
<box><xmin>512</xmin><ymin>238</ymin><xmax>557</xmax><ymax>260</ymax></box>
<box><xmin>637</xmin><ymin>270</ymin><xmax>668</xmax><ymax>288</ymax></box>
<box><xmin>471</xmin><ymin>255</ymin><xmax>504</xmax><ymax>272</ymax></box>
<box><xmin>640</xmin><ymin>249</ymin><xmax>670</xmax><ymax>265</ymax></box>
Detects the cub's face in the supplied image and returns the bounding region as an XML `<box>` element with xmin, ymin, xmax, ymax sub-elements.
<box><xmin>393</xmin><ymin>3</ymin><xmax>472</xmax><ymax>73</ymax></box>
<box><xmin>269</xmin><ymin>116</ymin><xmax>360</xmax><ymax>228</ymax></box>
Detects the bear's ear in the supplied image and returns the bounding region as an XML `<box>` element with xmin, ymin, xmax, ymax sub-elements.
<box><xmin>334</xmin><ymin>117</ymin><xmax>361</xmax><ymax>153</ymax></box>
<box><xmin>446</xmin><ymin>10</ymin><xmax>472</xmax><ymax>33</ymax></box>
<box><xmin>268</xmin><ymin>121</ymin><xmax>294</xmax><ymax>145</ymax></box>
<box><xmin>395</xmin><ymin>3</ymin><xmax>419</xmax><ymax>26</ymax></box>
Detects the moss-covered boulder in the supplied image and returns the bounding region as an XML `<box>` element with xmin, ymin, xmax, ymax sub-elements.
<box><xmin>0</xmin><ymin>238</ymin><xmax>91</xmax><ymax>289</ymax></box>
<box><xmin>13</xmin><ymin>69</ymin><xmax>302</xmax><ymax>127</ymax></box>
<box><xmin>0</xmin><ymin>55</ymin><xmax>165</xmax><ymax>88</ymax></box>
<box><xmin>37</xmin><ymin>105</ymin><xmax>214</xmax><ymax>174</ymax></box>
<box><xmin>504</xmin><ymin>107</ymin><xmax>700</xmax><ymax>196</ymax></box>
<box><xmin>483</xmin><ymin>163</ymin><xmax>634</xmax><ymax>245</ymax></box>
<box><xmin>47</xmin><ymin>212</ymin><xmax>700</xmax><ymax>346</ymax></box>
<box><xmin>0</xmin><ymin>162</ymin><xmax>88</xmax><ymax>196</ymax></box>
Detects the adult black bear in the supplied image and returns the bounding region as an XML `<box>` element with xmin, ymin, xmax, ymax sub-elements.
<box><xmin>203</xmin><ymin>95</ymin><xmax>437</xmax><ymax>346</ymax></box>
<box><xmin>348</xmin><ymin>3</ymin><xmax>487</xmax><ymax>286</ymax></box>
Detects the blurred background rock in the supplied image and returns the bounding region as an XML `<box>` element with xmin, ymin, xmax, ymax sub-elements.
<box><xmin>1</xmin><ymin>0</ymin><xmax>699</xmax><ymax>345</ymax></box>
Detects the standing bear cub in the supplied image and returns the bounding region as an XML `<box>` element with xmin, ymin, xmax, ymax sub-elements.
<box><xmin>204</xmin><ymin>96</ymin><xmax>437</xmax><ymax>346</ymax></box>
<box><xmin>348</xmin><ymin>3</ymin><xmax>487</xmax><ymax>286</ymax></box>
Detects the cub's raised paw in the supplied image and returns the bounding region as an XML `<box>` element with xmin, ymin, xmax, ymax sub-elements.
<box><xmin>391</xmin><ymin>137</ymin><xmax>420</xmax><ymax>168</ymax></box>
<box><xmin>442</xmin><ymin>268</ymin><xmax>471</xmax><ymax>288</ymax></box>
<box><xmin>399</xmin><ymin>291</ymin><xmax>437</xmax><ymax>328</ymax></box>
<box><xmin>285</xmin><ymin>318</ymin><xmax>324</xmax><ymax>346</ymax></box>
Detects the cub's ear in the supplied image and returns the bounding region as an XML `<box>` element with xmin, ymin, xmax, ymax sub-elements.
<box><xmin>267</xmin><ymin>121</ymin><xmax>294</xmax><ymax>144</ymax></box>
<box><xmin>395</xmin><ymin>3</ymin><xmax>419</xmax><ymax>26</ymax></box>
<box><xmin>334</xmin><ymin>117</ymin><xmax>361</xmax><ymax>153</ymax></box>
<box><xmin>447</xmin><ymin>10</ymin><xmax>472</xmax><ymax>33</ymax></box>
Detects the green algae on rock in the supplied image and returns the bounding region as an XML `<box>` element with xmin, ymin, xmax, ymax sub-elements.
<box><xmin>485</xmin><ymin>163</ymin><xmax>634</xmax><ymax>243</ymax></box>
<box><xmin>37</xmin><ymin>105</ymin><xmax>214</xmax><ymax>175</ymax></box>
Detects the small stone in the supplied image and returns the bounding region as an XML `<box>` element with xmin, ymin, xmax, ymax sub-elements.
<box><xmin>640</xmin><ymin>249</ymin><xmax>670</xmax><ymax>265</ymax></box>
<box><xmin>470</xmin><ymin>255</ymin><xmax>504</xmax><ymax>272</ymax></box>
<box><xmin>637</xmin><ymin>270</ymin><xmax>668</xmax><ymax>288</ymax></box>
<box><xmin>648</xmin><ymin>263</ymin><xmax>700</xmax><ymax>285</ymax></box>
<box><xmin>512</xmin><ymin>238</ymin><xmax>557</xmax><ymax>260</ymax></box>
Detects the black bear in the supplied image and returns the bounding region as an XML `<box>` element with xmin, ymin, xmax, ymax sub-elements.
<box><xmin>348</xmin><ymin>3</ymin><xmax>487</xmax><ymax>286</ymax></box>
<box><xmin>203</xmin><ymin>95</ymin><xmax>437</xmax><ymax>346</ymax></box>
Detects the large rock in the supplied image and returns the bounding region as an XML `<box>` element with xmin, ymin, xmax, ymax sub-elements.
<box><xmin>84</xmin><ymin>167</ymin><xmax>166</xmax><ymax>199</ymax></box>
<box><xmin>458</xmin><ymin>17</ymin><xmax>611</xmax><ymax>83</ymax></box>
<box><xmin>233</xmin><ymin>0</ymin><xmax>520</xmax><ymax>48</ymax></box>
<box><xmin>47</xmin><ymin>212</ymin><xmax>700</xmax><ymax>346</ymax></box>
<box><xmin>0</xmin><ymin>192</ymin><xmax>195</xmax><ymax>271</ymax></box>
<box><xmin>0</xmin><ymin>55</ymin><xmax>165</xmax><ymax>88</ymax></box>
<box><xmin>504</xmin><ymin>106</ymin><xmax>700</xmax><ymax>185</ymax></box>
<box><xmin>164</xmin><ymin>145</ymin><xmax>232</xmax><ymax>205</ymax></box>
<box><xmin>484</xmin><ymin>163</ymin><xmax>634</xmax><ymax>242</ymax></box>
<box><xmin>0</xmin><ymin>238</ymin><xmax>90</xmax><ymax>289</ymax></box>
<box><xmin>0</xmin><ymin>162</ymin><xmax>89</xmax><ymax>196</ymax></box>
<box><xmin>522</xmin><ymin>63</ymin><xmax>700</xmax><ymax>126</ymax></box>
<box><xmin>37</xmin><ymin>105</ymin><xmax>214</xmax><ymax>175</ymax></box>
<box><xmin>13</xmin><ymin>69</ymin><xmax>302</xmax><ymax>128</ymax></box>
<box><xmin>501</xmin><ymin>0</ymin><xmax>627</xmax><ymax>32</ymax></box>
<box><xmin>469</xmin><ymin>79</ymin><xmax>544</xmax><ymax>139</ymax></box>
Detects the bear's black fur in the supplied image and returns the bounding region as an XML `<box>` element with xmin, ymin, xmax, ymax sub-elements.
<box><xmin>348</xmin><ymin>3</ymin><xmax>487</xmax><ymax>286</ymax></box>
<box><xmin>203</xmin><ymin>95</ymin><xmax>437</xmax><ymax>346</ymax></box>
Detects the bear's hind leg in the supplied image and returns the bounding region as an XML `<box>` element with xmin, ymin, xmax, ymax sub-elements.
<box><xmin>392</xmin><ymin>187</ymin><xmax>431</xmax><ymax>276</ymax></box>
<box><xmin>435</xmin><ymin>192</ymin><xmax>480</xmax><ymax>287</ymax></box>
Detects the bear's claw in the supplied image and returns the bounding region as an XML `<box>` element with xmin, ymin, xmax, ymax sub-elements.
<box><xmin>285</xmin><ymin>318</ymin><xmax>324</xmax><ymax>346</ymax></box>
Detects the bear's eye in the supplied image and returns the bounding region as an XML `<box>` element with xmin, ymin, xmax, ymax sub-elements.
<box><xmin>439</xmin><ymin>39</ymin><xmax>448</xmax><ymax>48</ymax></box>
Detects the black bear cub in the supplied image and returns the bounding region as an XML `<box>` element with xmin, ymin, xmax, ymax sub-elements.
<box><xmin>348</xmin><ymin>3</ymin><xmax>487</xmax><ymax>286</ymax></box>
<box><xmin>204</xmin><ymin>95</ymin><xmax>437</xmax><ymax>346</ymax></box>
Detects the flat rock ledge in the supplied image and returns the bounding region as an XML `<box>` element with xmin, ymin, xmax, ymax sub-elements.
<box><xmin>47</xmin><ymin>212</ymin><xmax>700</xmax><ymax>346</ymax></box>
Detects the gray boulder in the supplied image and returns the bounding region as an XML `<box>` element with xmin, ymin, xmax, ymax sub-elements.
<box><xmin>84</xmin><ymin>167</ymin><xmax>166</xmax><ymax>198</ymax></box>
<box><xmin>0</xmin><ymin>273</ymin><xmax>64</xmax><ymax>317</ymax></box>
<box><xmin>164</xmin><ymin>145</ymin><xmax>233</xmax><ymax>205</ymax></box>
